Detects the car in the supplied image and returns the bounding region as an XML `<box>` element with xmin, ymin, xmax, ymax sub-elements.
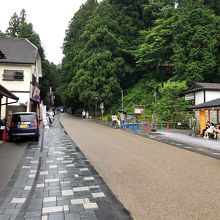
<box><xmin>8</xmin><ymin>112</ymin><xmax>40</xmax><ymax>142</ymax></box>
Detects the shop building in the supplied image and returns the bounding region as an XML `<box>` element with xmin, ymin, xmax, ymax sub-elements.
<box><xmin>0</xmin><ymin>37</ymin><xmax>42</xmax><ymax>119</ymax></box>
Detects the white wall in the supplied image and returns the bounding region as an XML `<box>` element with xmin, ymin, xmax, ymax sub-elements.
<box><xmin>195</xmin><ymin>90</ymin><xmax>220</xmax><ymax>105</ymax></box>
<box><xmin>195</xmin><ymin>91</ymin><xmax>204</xmax><ymax>105</ymax></box>
<box><xmin>206</xmin><ymin>91</ymin><xmax>220</xmax><ymax>102</ymax></box>
<box><xmin>0</xmin><ymin>64</ymin><xmax>33</xmax><ymax>119</ymax></box>
<box><xmin>0</xmin><ymin>64</ymin><xmax>32</xmax><ymax>91</ymax></box>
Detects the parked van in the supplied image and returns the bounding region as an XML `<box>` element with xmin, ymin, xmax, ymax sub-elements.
<box><xmin>8</xmin><ymin>112</ymin><xmax>39</xmax><ymax>142</ymax></box>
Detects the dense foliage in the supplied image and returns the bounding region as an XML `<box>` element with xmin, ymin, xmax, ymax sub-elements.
<box><xmin>2</xmin><ymin>1</ymin><xmax>220</xmax><ymax>124</ymax></box>
<box><xmin>58</xmin><ymin>0</ymin><xmax>220</xmax><ymax>123</ymax></box>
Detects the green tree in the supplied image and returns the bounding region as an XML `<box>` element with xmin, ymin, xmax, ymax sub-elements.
<box><xmin>171</xmin><ymin>2</ymin><xmax>220</xmax><ymax>85</ymax></box>
<box><xmin>60</xmin><ymin>0</ymin><xmax>98</xmax><ymax>110</ymax></box>
<box><xmin>123</xmin><ymin>79</ymin><xmax>159</xmax><ymax>118</ymax></box>
<box><xmin>0</xmin><ymin>31</ymin><xmax>5</xmax><ymax>37</ymax></box>
<box><xmin>6</xmin><ymin>9</ymin><xmax>45</xmax><ymax>59</ymax></box>
<box><xmin>156</xmin><ymin>80</ymin><xmax>190</xmax><ymax>123</ymax></box>
<box><xmin>67</xmin><ymin>1</ymin><xmax>125</xmax><ymax>110</ymax></box>
<box><xmin>6</xmin><ymin>9</ymin><xmax>59</xmax><ymax>104</ymax></box>
<box><xmin>6</xmin><ymin>13</ymin><xmax>20</xmax><ymax>37</ymax></box>
<box><xmin>135</xmin><ymin>17</ymin><xmax>173</xmax><ymax>81</ymax></box>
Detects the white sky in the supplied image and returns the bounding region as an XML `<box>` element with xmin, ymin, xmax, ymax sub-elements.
<box><xmin>0</xmin><ymin>0</ymin><xmax>88</xmax><ymax>64</ymax></box>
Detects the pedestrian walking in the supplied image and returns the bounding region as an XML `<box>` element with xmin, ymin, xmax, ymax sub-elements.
<box><xmin>47</xmin><ymin>108</ymin><xmax>54</xmax><ymax>125</ymax></box>
<box><xmin>111</xmin><ymin>113</ymin><xmax>118</xmax><ymax>128</ymax></box>
<box><xmin>82</xmin><ymin>110</ymin><xmax>86</xmax><ymax>119</ymax></box>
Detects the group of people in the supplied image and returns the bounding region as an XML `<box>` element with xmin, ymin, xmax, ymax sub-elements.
<box><xmin>111</xmin><ymin>112</ymin><xmax>126</xmax><ymax>128</ymax></box>
<box><xmin>202</xmin><ymin>121</ymin><xmax>220</xmax><ymax>139</ymax></box>
<box><xmin>82</xmin><ymin>110</ymin><xmax>89</xmax><ymax>119</ymax></box>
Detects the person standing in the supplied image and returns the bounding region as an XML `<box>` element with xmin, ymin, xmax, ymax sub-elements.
<box><xmin>120</xmin><ymin>112</ymin><xmax>126</xmax><ymax>128</ymax></box>
<box><xmin>86</xmin><ymin>111</ymin><xmax>89</xmax><ymax>119</ymax></box>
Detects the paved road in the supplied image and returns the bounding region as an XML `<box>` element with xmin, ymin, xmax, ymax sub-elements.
<box><xmin>0</xmin><ymin>141</ymin><xmax>27</xmax><ymax>192</ymax></box>
<box><xmin>60</xmin><ymin>114</ymin><xmax>220</xmax><ymax>220</ymax></box>
<box><xmin>0</xmin><ymin>116</ymin><xmax>131</xmax><ymax>220</ymax></box>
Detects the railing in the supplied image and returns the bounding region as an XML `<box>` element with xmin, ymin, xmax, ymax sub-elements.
<box><xmin>94</xmin><ymin>118</ymin><xmax>196</xmax><ymax>136</ymax></box>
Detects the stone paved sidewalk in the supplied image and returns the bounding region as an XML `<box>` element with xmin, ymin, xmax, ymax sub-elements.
<box><xmin>0</xmin><ymin>118</ymin><xmax>132</xmax><ymax>220</ymax></box>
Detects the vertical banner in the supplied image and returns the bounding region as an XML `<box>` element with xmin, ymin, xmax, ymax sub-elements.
<box><xmin>199</xmin><ymin>109</ymin><xmax>206</xmax><ymax>135</ymax></box>
<box><xmin>41</xmin><ymin>104</ymin><xmax>47</xmax><ymax>126</ymax></box>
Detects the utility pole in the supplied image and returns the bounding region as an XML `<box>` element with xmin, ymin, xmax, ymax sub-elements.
<box><xmin>121</xmin><ymin>90</ymin><xmax>124</xmax><ymax>110</ymax></box>
<box><xmin>94</xmin><ymin>97</ymin><xmax>98</xmax><ymax>121</ymax></box>
<box><xmin>154</xmin><ymin>91</ymin><xmax>157</xmax><ymax>115</ymax></box>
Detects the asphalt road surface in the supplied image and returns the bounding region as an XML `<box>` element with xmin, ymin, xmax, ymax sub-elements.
<box><xmin>0</xmin><ymin>141</ymin><xmax>27</xmax><ymax>192</ymax></box>
<box><xmin>60</xmin><ymin>114</ymin><xmax>220</xmax><ymax>220</ymax></box>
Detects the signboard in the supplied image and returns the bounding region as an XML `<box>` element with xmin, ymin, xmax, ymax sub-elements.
<box><xmin>31</xmin><ymin>84</ymin><xmax>40</xmax><ymax>102</ymax></box>
<box><xmin>126</xmin><ymin>114</ymin><xmax>137</xmax><ymax>120</ymax></box>
<box><xmin>133</xmin><ymin>105</ymin><xmax>145</xmax><ymax>115</ymax></box>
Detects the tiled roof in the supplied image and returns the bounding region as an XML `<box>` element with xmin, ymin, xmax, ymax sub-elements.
<box><xmin>183</xmin><ymin>82</ymin><xmax>220</xmax><ymax>94</ymax></box>
<box><xmin>190</xmin><ymin>98</ymin><xmax>220</xmax><ymax>109</ymax></box>
<box><xmin>0</xmin><ymin>37</ymin><xmax>38</xmax><ymax>64</ymax></box>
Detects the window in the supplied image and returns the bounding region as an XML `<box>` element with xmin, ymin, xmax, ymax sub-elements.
<box><xmin>3</xmin><ymin>70</ymin><xmax>24</xmax><ymax>81</ymax></box>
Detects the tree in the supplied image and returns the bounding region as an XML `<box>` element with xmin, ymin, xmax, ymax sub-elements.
<box><xmin>156</xmin><ymin>80</ymin><xmax>190</xmax><ymax>123</ymax></box>
<box><xmin>171</xmin><ymin>2</ymin><xmax>220</xmax><ymax>85</ymax></box>
<box><xmin>67</xmin><ymin>1</ymin><xmax>125</xmax><ymax>109</ymax></box>
<box><xmin>135</xmin><ymin>17</ymin><xmax>173</xmax><ymax>81</ymax></box>
<box><xmin>6</xmin><ymin>13</ymin><xmax>20</xmax><ymax>37</ymax></box>
<box><xmin>60</xmin><ymin>0</ymin><xmax>98</xmax><ymax>110</ymax></box>
<box><xmin>6</xmin><ymin>9</ymin><xmax>59</xmax><ymax>104</ymax></box>
<box><xmin>0</xmin><ymin>31</ymin><xmax>5</xmax><ymax>37</ymax></box>
<box><xmin>6</xmin><ymin>9</ymin><xmax>45</xmax><ymax>59</ymax></box>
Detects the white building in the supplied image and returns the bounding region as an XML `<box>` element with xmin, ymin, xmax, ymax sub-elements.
<box><xmin>0</xmin><ymin>37</ymin><xmax>42</xmax><ymax>119</ymax></box>
<box><xmin>183</xmin><ymin>82</ymin><xmax>220</xmax><ymax>133</ymax></box>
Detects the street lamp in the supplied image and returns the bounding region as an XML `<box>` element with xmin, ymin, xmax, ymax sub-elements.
<box><xmin>94</xmin><ymin>97</ymin><xmax>98</xmax><ymax>121</ymax></box>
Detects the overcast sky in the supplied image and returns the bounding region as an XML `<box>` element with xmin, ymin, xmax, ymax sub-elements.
<box><xmin>0</xmin><ymin>0</ymin><xmax>88</xmax><ymax>64</ymax></box>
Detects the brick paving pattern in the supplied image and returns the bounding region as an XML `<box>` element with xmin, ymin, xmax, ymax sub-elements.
<box><xmin>0</xmin><ymin>118</ymin><xmax>131</xmax><ymax>220</ymax></box>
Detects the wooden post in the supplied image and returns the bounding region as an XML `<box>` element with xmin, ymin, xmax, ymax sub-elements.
<box><xmin>208</xmin><ymin>110</ymin><xmax>211</xmax><ymax>122</ymax></box>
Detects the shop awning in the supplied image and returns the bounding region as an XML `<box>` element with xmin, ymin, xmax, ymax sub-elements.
<box><xmin>0</xmin><ymin>85</ymin><xmax>19</xmax><ymax>102</ymax></box>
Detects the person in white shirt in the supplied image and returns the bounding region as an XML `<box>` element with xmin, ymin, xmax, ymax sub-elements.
<box><xmin>111</xmin><ymin>113</ymin><xmax>118</xmax><ymax>128</ymax></box>
<box><xmin>203</xmin><ymin>122</ymin><xmax>214</xmax><ymax>138</ymax></box>
<box><xmin>82</xmin><ymin>110</ymin><xmax>86</xmax><ymax>119</ymax></box>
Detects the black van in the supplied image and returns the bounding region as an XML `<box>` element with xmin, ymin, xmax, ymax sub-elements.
<box><xmin>8</xmin><ymin>112</ymin><xmax>39</xmax><ymax>141</ymax></box>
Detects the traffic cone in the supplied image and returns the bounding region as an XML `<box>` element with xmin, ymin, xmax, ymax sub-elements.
<box><xmin>2</xmin><ymin>128</ymin><xmax>7</xmax><ymax>141</ymax></box>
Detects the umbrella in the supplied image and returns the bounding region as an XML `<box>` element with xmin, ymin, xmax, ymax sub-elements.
<box><xmin>118</xmin><ymin>109</ymin><xmax>126</xmax><ymax>114</ymax></box>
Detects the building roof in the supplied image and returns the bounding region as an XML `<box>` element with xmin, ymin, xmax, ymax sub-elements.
<box><xmin>0</xmin><ymin>85</ymin><xmax>19</xmax><ymax>101</ymax></box>
<box><xmin>190</xmin><ymin>98</ymin><xmax>220</xmax><ymax>110</ymax></box>
<box><xmin>182</xmin><ymin>82</ymin><xmax>220</xmax><ymax>95</ymax></box>
<box><xmin>0</xmin><ymin>37</ymin><xmax>38</xmax><ymax>64</ymax></box>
